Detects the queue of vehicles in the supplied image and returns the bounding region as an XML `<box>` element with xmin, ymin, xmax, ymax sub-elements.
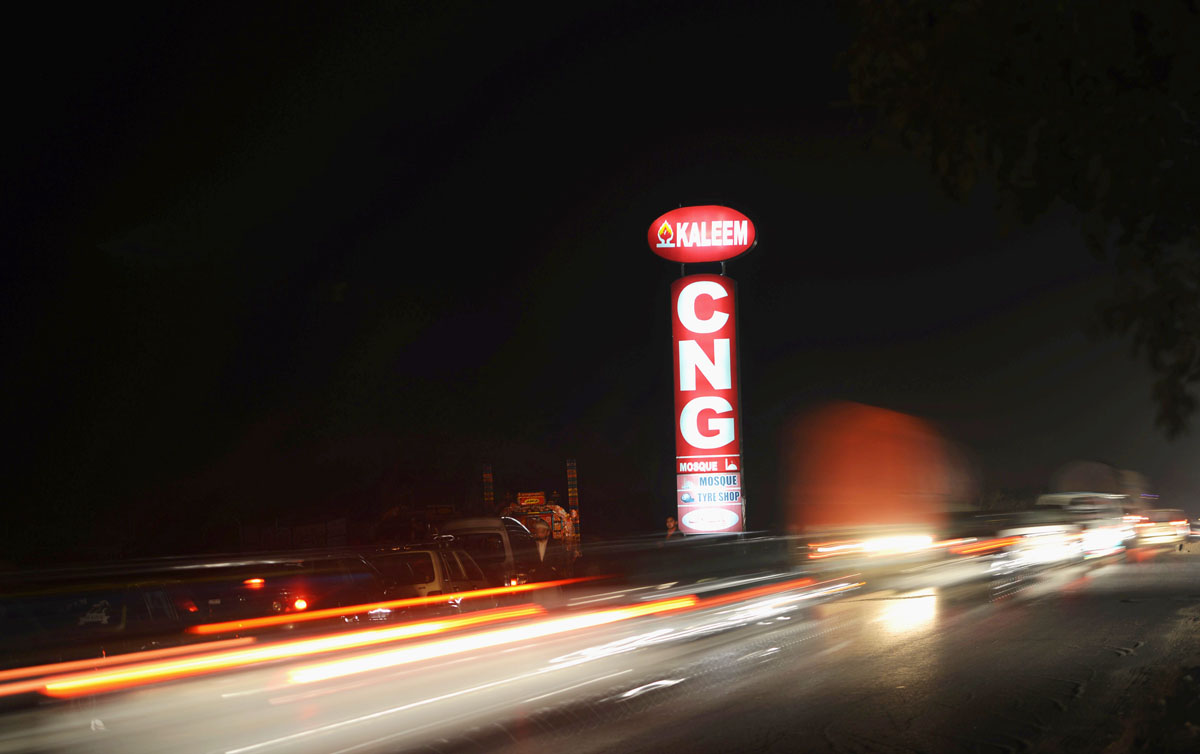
<box><xmin>4</xmin><ymin>505</ymin><xmax>1195</xmax><ymax>678</ymax></box>
<box><xmin>0</xmin><ymin>517</ymin><xmax>551</xmax><ymax>673</ymax></box>
<box><xmin>798</xmin><ymin>491</ymin><xmax>1196</xmax><ymax>579</ymax></box>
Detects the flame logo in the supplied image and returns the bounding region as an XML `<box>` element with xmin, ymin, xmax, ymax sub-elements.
<box><xmin>658</xmin><ymin>221</ymin><xmax>673</xmax><ymax>244</ymax></box>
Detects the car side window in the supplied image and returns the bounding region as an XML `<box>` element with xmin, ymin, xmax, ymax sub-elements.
<box><xmin>439</xmin><ymin>552</ymin><xmax>467</xmax><ymax>581</ymax></box>
<box><xmin>456</xmin><ymin>552</ymin><xmax>486</xmax><ymax>582</ymax></box>
<box><xmin>73</xmin><ymin>590</ymin><xmax>135</xmax><ymax>633</ymax></box>
<box><xmin>142</xmin><ymin>588</ymin><xmax>177</xmax><ymax>623</ymax></box>
<box><xmin>509</xmin><ymin>531</ymin><xmax>538</xmax><ymax>569</ymax></box>
<box><xmin>340</xmin><ymin>558</ymin><xmax>385</xmax><ymax>593</ymax></box>
<box><xmin>373</xmin><ymin>557</ymin><xmax>415</xmax><ymax>585</ymax></box>
<box><xmin>385</xmin><ymin>553</ymin><xmax>436</xmax><ymax>584</ymax></box>
<box><xmin>303</xmin><ymin>560</ymin><xmax>343</xmax><ymax>594</ymax></box>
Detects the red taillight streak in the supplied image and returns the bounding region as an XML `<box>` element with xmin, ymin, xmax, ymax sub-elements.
<box><xmin>0</xmin><ymin>638</ymin><xmax>257</xmax><ymax>696</ymax></box>
<box><xmin>39</xmin><ymin>605</ymin><xmax>544</xmax><ymax>698</ymax></box>
<box><xmin>186</xmin><ymin>576</ymin><xmax>599</xmax><ymax>635</ymax></box>
<box><xmin>35</xmin><ymin>570</ymin><xmax>861</xmax><ymax>698</ymax></box>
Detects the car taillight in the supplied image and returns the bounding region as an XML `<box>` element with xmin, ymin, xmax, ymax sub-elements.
<box><xmin>177</xmin><ymin>598</ymin><xmax>199</xmax><ymax>614</ymax></box>
<box><xmin>293</xmin><ymin>598</ymin><xmax>308</xmax><ymax>611</ymax></box>
<box><xmin>243</xmin><ymin>578</ymin><xmax>265</xmax><ymax>589</ymax></box>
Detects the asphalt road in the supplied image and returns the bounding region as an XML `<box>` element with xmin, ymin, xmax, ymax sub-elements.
<box><xmin>503</xmin><ymin>549</ymin><xmax>1200</xmax><ymax>754</ymax></box>
<box><xmin>3</xmin><ymin>549</ymin><xmax>1199</xmax><ymax>754</ymax></box>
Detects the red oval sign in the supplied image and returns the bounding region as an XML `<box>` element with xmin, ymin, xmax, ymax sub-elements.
<box><xmin>647</xmin><ymin>205</ymin><xmax>756</xmax><ymax>263</ymax></box>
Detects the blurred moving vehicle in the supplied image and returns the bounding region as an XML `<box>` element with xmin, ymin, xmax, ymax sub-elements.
<box><xmin>992</xmin><ymin>509</ymin><xmax>1084</xmax><ymax>569</ymax></box>
<box><xmin>440</xmin><ymin>517</ymin><xmax>539</xmax><ymax>587</ymax></box>
<box><xmin>186</xmin><ymin>553</ymin><xmax>396</xmax><ymax>630</ymax></box>
<box><xmin>1036</xmin><ymin>493</ymin><xmax>1131</xmax><ymax>559</ymax></box>
<box><xmin>784</xmin><ymin>403</ymin><xmax>955</xmax><ymax>570</ymax></box>
<box><xmin>1129</xmin><ymin>508</ymin><xmax>1190</xmax><ymax>546</ymax></box>
<box><xmin>0</xmin><ymin>570</ymin><xmax>206</xmax><ymax>670</ymax></box>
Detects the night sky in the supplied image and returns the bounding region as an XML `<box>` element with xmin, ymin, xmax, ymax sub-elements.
<box><xmin>4</xmin><ymin>2</ymin><xmax>1196</xmax><ymax>563</ymax></box>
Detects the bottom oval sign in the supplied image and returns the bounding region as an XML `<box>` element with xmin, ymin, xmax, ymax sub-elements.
<box><xmin>681</xmin><ymin>507</ymin><xmax>741</xmax><ymax>532</ymax></box>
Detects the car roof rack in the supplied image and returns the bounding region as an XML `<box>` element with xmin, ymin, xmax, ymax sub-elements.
<box><xmin>372</xmin><ymin>535</ymin><xmax>459</xmax><ymax>553</ymax></box>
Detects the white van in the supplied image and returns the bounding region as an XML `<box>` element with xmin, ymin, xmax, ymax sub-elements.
<box><xmin>440</xmin><ymin>517</ymin><xmax>539</xmax><ymax>587</ymax></box>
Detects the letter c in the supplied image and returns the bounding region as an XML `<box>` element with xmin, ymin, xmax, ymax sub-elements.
<box><xmin>677</xmin><ymin>281</ymin><xmax>729</xmax><ymax>334</ymax></box>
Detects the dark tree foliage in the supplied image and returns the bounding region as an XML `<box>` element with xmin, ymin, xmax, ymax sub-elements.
<box><xmin>841</xmin><ymin>0</ymin><xmax>1200</xmax><ymax>437</ymax></box>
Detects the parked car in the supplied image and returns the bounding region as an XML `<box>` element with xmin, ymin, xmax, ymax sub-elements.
<box><xmin>367</xmin><ymin>544</ymin><xmax>494</xmax><ymax>614</ymax></box>
<box><xmin>439</xmin><ymin>517</ymin><xmax>540</xmax><ymax>587</ymax></box>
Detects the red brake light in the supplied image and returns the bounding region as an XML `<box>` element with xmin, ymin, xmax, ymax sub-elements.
<box><xmin>293</xmin><ymin>598</ymin><xmax>308</xmax><ymax>611</ymax></box>
<box><xmin>243</xmin><ymin>578</ymin><xmax>265</xmax><ymax>589</ymax></box>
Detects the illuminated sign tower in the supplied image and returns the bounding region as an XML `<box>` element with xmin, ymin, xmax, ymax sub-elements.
<box><xmin>647</xmin><ymin>206</ymin><xmax>756</xmax><ymax>534</ymax></box>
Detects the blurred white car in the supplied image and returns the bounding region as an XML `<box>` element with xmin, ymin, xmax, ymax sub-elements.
<box><xmin>1131</xmin><ymin>509</ymin><xmax>1189</xmax><ymax>546</ymax></box>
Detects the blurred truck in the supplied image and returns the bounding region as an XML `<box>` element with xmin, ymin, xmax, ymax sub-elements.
<box><xmin>784</xmin><ymin>402</ymin><xmax>955</xmax><ymax>570</ymax></box>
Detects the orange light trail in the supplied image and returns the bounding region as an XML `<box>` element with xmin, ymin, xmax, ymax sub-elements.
<box><xmin>0</xmin><ymin>637</ymin><xmax>256</xmax><ymax>686</ymax></box>
<box><xmin>696</xmin><ymin>576</ymin><xmax>816</xmax><ymax>608</ymax></box>
<box><xmin>949</xmin><ymin>536</ymin><xmax>1020</xmax><ymax>555</ymax></box>
<box><xmin>40</xmin><ymin>605</ymin><xmax>543</xmax><ymax>698</ymax></box>
<box><xmin>33</xmin><ymin>573</ymin><xmax>857</xmax><ymax>698</ymax></box>
<box><xmin>287</xmin><ymin>596</ymin><xmax>698</xmax><ymax>685</ymax></box>
<box><xmin>187</xmin><ymin>577</ymin><xmax>598</xmax><ymax>635</ymax></box>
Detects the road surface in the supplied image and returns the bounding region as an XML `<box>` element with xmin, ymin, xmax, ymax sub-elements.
<box><xmin>3</xmin><ymin>549</ymin><xmax>1199</xmax><ymax>754</ymax></box>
